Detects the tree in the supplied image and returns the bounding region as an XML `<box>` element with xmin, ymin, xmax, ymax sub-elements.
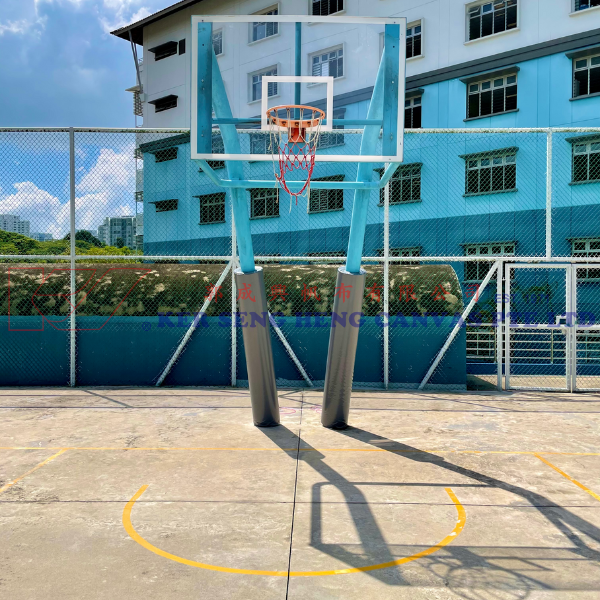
<box><xmin>115</xmin><ymin>237</ymin><xmax>125</xmax><ymax>248</ymax></box>
<box><xmin>63</xmin><ymin>230</ymin><xmax>104</xmax><ymax>247</ymax></box>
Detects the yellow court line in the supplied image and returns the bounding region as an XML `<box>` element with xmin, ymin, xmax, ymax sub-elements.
<box><xmin>534</xmin><ymin>453</ymin><xmax>600</xmax><ymax>503</ymax></box>
<box><xmin>122</xmin><ymin>485</ymin><xmax>466</xmax><ymax>577</ymax></box>
<box><xmin>0</xmin><ymin>449</ymin><xmax>68</xmax><ymax>495</ymax></box>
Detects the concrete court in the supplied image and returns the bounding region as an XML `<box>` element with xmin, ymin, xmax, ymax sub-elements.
<box><xmin>1</xmin><ymin>388</ymin><xmax>600</xmax><ymax>599</ymax></box>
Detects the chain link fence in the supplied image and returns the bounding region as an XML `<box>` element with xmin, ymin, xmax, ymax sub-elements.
<box><xmin>1</xmin><ymin>127</ymin><xmax>599</xmax><ymax>391</ymax></box>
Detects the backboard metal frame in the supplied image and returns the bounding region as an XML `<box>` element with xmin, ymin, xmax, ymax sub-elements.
<box><xmin>190</xmin><ymin>14</ymin><xmax>406</xmax><ymax>163</ymax></box>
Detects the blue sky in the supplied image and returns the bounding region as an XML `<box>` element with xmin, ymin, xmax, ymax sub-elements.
<box><xmin>0</xmin><ymin>1</ymin><xmax>174</xmax><ymax>237</ymax></box>
<box><xmin>0</xmin><ymin>0</ymin><xmax>168</xmax><ymax>127</ymax></box>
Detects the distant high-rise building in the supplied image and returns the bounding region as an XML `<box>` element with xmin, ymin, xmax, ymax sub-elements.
<box><xmin>0</xmin><ymin>214</ymin><xmax>30</xmax><ymax>237</ymax></box>
<box><xmin>31</xmin><ymin>233</ymin><xmax>53</xmax><ymax>242</ymax></box>
<box><xmin>135</xmin><ymin>213</ymin><xmax>143</xmax><ymax>249</ymax></box>
<box><xmin>97</xmin><ymin>216</ymin><xmax>137</xmax><ymax>248</ymax></box>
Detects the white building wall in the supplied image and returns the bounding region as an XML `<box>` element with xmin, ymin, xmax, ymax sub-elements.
<box><xmin>140</xmin><ymin>0</ymin><xmax>600</xmax><ymax>128</ymax></box>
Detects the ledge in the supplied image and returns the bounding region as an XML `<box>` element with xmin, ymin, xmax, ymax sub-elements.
<box><xmin>569</xmin><ymin>179</ymin><xmax>600</xmax><ymax>186</ymax></box>
<box><xmin>463</xmin><ymin>188</ymin><xmax>518</xmax><ymax>198</ymax></box>
<box><xmin>308</xmin><ymin>208</ymin><xmax>345</xmax><ymax>215</ymax></box>
<box><xmin>464</xmin><ymin>109</ymin><xmax>519</xmax><ymax>122</ymax></box>
<box><xmin>569</xmin><ymin>6</ymin><xmax>600</xmax><ymax>18</ymax></box>
<box><xmin>198</xmin><ymin>220</ymin><xmax>226</xmax><ymax>226</ymax></box>
<box><xmin>565</xmin><ymin>133</ymin><xmax>600</xmax><ymax>144</ymax></box>
<box><xmin>406</xmin><ymin>88</ymin><xmax>424</xmax><ymax>99</ymax></box>
<box><xmin>460</xmin><ymin>66</ymin><xmax>520</xmax><ymax>86</ymax></box>
<box><xmin>463</xmin><ymin>27</ymin><xmax>520</xmax><ymax>47</ymax></box>
<box><xmin>459</xmin><ymin>147</ymin><xmax>518</xmax><ymax>160</ymax></box>
<box><xmin>250</xmin><ymin>215</ymin><xmax>280</xmax><ymax>220</ymax></box>
<box><xmin>378</xmin><ymin>199</ymin><xmax>423</xmax><ymax>207</ymax></box>
<box><xmin>570</xmin><ymin>91</ymin><xmax>600</xmax><ymax>102</ymax></box>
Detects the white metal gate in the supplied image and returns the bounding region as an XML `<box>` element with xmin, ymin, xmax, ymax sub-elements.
<box><xmin>504</xmin><ymin>264</ymin><xmax>574</xmax><ymax>392</ymax></box>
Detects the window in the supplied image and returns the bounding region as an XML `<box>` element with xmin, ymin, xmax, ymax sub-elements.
<box><xmin>468</xmin><ymin>1</ymin><xmax>517</xmax><ymax>41</ymax></box>
<box><xmin>572</xmin><ymin>139</ymin><xmax>600</xmax><ymax>183</ymax></box>
<box><xmin>312</xmin><ymin>47</ymin><xmax>343</xmax><ymax>78</ymax></box>
<box><xmin>377</xmin><ymin>163</ymin><xmax>422</xmax><ymax>204</ymax></box>
<box><xmin>251</xmin><ymin>188</ymin><xmax>279</xmax><ymax>218</ymax></box>
<box><xmin>198</xmin><ymin>192</ymin><xmax>226</xmax><ymax>224</ymax></box>
<box><xmin>575</xmin><ymin>0</ymin><xmax>600</xmax><ymax>11</ymax></box>
<box><xmin>213</xmin><ymin>30</ymin><xmax>223</xmax><ymax>56</ymax></box>
<box><xmin>309</xmin><ymin>175</ymin><xmax>344</xmax><ymax>213</ymax></box>
<box><xmin>406</xmin><ymin>23</ymin><xmax>422</xmax><ymax>59</ymax></box>
<box><xmin>573</xmin><ymin>54</ymin><xmax>600</xmax><ymax>98</ymax></box>
<box><xmin>317</xmin><ymin>113</ymin><xmax>345</xmax><ymax>149</ymax></box>
<box><xmin>377</xmin><ymin>246</ymin><xmax>422</xmax><ymax>264</ymax></box>
<box><xmin>467</xmin><ymin>73</ymin><xmax>517</xmax><ymax>119</ymax></box>
<box><xmin>208</xmin><ymin>134</ymin><xmax>225</xmax><ymax>170</ymax></box>
<box><xmin>252</xmin><ymin>8</ymin><xmax>279</xmax><ymax>43</ymax></box>
<box><xmin>154</xmin><ymin>147</ymin><xmax>178</xmax><ymax>163</ymax></box>
<box><xmin>405</xmin><ymin>96</ymin><xmax>422</xmax><ymax>129</ymax></box>
<box><xmin>251</xmin><ymin>67</ymin><xmax>278</xmax><ymax>102</ymax></box>
<box><xmin>178</xmin><ymin>39</ymin><xmax>186</xmax><ymax>55</ymax></box>
<box><xmin>250</xmin><ymin>133</ymin><xmax>272</xmax><ymax>155</ymax></box>
<box><xmin>572</xmin><ymin>239</ymin><xmax>600</xmax><ymax>280</ymax></box>
<box><xmin>149</xmin><ymin>41</ymin><xmax>178</xmax><ymax>61</ymax></box>
<box><xmin>312</xmin><ymin>0</ymin><xmax>344</xmax><ymax>16</ymax></box>
<box><xmin>148</xmin><ymin>95</ymin><xmax>178</xmax><ymax>113</ymax></box>
<box><xmin>151</xmin><ymin>199</ymin><xmax>178</xmax><ymax>213</ymax></box>
<box><xmin>465</xmin><ymin>152</ymin><xmax>517</xmax><ymax>195</ymax></box>
<box><xmin>464</xmin><ymin>243</ymin><xmax>515</xmax><ymax>282</ymax></box>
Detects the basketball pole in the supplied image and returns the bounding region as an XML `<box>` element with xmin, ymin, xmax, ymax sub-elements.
<box><xmin>322</xmin><ymin>31</ymin><xmax>399</xmax><ymax>428</ymax></box>
<box><xmin>203</xmin><ymin>24</ymin><xmax>279</xmax><ymax>427</ymax></box>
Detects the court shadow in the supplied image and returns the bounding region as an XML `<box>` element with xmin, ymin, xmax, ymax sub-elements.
<box><xmin>260</xmin><ymin>423</ymin><xmax>600</xmax><ymax>595</ymax></box>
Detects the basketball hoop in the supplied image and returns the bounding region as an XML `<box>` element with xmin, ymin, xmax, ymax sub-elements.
<box><xmin>267</xmin><ymin>105</ymin><xmax>325</xmax><ymax>207</ymax></box>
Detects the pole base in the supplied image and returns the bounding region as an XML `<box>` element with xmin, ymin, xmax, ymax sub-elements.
<box><xmin>321</xmin><ymin>267</ymin><xmax>367</xmax><ymax>429</ymax></box>
<box><xmin>235</xmin><ymin>267</ymin><xmax>280</xmax><ymax>428</ymax></box>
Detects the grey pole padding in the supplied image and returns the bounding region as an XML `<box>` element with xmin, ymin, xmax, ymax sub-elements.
<box><xmin>235</xmin><ymin>267</ymin><xmax>280</xmax><ymax>427</ymax></box>
<box><xmin>321</xmin><ymin>267</ymin><xmax>367</xmax><ymax>429</ymax></box>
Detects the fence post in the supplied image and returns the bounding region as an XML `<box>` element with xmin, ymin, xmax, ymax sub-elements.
<box><xmin>69</xmin><ymin>127</ymin><xmax>76</xmax><ymax>387</ymax></box>
<box><xmin>496</xmin><ymin>259</ymin><xmax>503</xmax><ymax>391</ymax></box>
<box><xmin>383</xmin><ymin>181</ymin><xmax>390</xmax><ymax>390</ymax></box>
<box><xmin>546</xmin><ymin>129</ymin><xmax>553</xmax><ymax>259</ymax></box>
<box><xmin>231</xmin><ymin>201</ymin><xmax>237</xmax><ymax>387</ymax></box>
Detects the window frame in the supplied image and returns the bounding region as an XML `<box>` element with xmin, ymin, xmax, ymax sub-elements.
<box><xmin>250</xmin><ymin>188</ymin><xmax>280</xmax><ymax>219</ymax></box>
<box><xmin>213</xmin><ymin>30</ymin><xmax>223</xmax><ymax>56</ymax></box>
<box><xmin>310</xmin><ymin>0</ymin><xmax>345</xmax><ymax>17</ymax></box>
<box><xmin>464</xmin><ymin>242</ymin><xmax>516</xmax><ymax>283</ymax></box>
<box><xmin>573</xmin><ymin>53</ymin><xmax>600</xmax><ymax>99</ymax></box>
<box><xmin>197</xmin><ymin>192</ymin><xmax>227</xmax><ymax>225</ymax></box>
<box><xmin>574</xmin><ymin>0</ymin><xmax>600</xmax><ymax>12</ymax></box>
<box><xmin>466</xmin><ymin>72</ymin><xmax>518</xmax><ymax>120</ymax></box>
<box><xmin>249</xmin><ymin>66</ymin><xmax>279</xmax><ymax>104</ymax></box>
<box><xmin>466</xmin><ymin>0</ymin><xmax>519</xmax><ymax>43</ymax></box>
<box><xmin>148</xmin><ymin>95</ymin><xmax>178</xmax><ymax>114</ymax></box>
<box><xmin>249</xmin><ymin>6</ymin><xmax>280</xmax><ymax>44</ymax></box>
<box><xmin>149</xmin><ymin>41</ymin><xmax>178</xmax><ymax>61</ymax></box>
<box><xmin>150</xmin><ymin>199</ymin><xmax>179</xmax><ymax>213</ymax></box>
<box><xmin>464</xmin><ymin>151</ymin><xmax>517</xmax><ymax>197</ymax></box>
<box><xmin>376</xmin><ymin>163</ymin><xmax>423</xmax><ymax>205</ymax></box>
<box><xmin>571</xmin><ymin>238</ymin><xmax>600</xmax><ymax>281</ymax></box>
<box><xmin>308</xmin><ymin>175</ymin><xmax>345</xmax><ymax>214</ymax></box>
<box><xmin>405</xmin><ymin>95</ymin><xmax>422</xmax><ymax>129</ymax></box>
<box><xmin>310</xmin><ymin>45</ymin><xmax>344</xmax><ymax>81</ymax></box>
<box><xmin>571</xmin><ymin>138</ymin><xmax>600</xmax><ymax>184</ymax></box>
<box><xmin>406</xmin><ymin>21</ymin><xmax>423</xmax><ymax>60</ymax></box>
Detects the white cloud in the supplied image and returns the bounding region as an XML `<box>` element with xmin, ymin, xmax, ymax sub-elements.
<box><xmin>0</xmin><ymin>145</ymin><xmax>137</xmax><ymax>238</ymax></box>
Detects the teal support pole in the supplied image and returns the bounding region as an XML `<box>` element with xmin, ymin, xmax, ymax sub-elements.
<box><xmin>210</xmin><ymin>52</ymin><xmax>255</xmax><ymax>273</ymax></box>
<box><xmin>197</xmin><ymin>22</ymin><xmax>213</xmax><ymax>154</ymax></box>
<box><xmin>345</xmin><ymin>49</ymin><xmax>388</xmax><ymax>274</ymax></box>
<box><xmin>295</xmin><ymin>22</ymin><xmax>302</xmax><ymax>111</ymax></box>
<box><xmin>382</xmin><ymin>25</ymin><xmax>400</xmax><ymax>156</ymax></box>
